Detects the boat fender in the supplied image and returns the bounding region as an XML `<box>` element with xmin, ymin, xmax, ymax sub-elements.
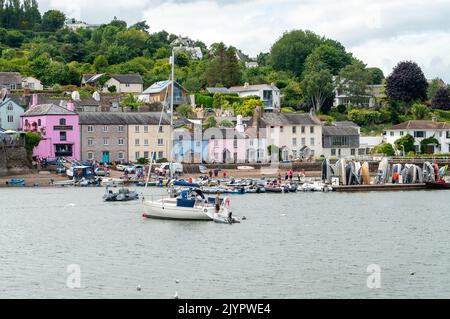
<box><xmin>203</xmin><ymin>208</ymin><xmax>208</xmax><ymax>213</ymax></box>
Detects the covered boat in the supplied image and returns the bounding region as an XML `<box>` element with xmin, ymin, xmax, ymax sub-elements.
<box><xmin>103</xmin><ymin>188</ymin><xmax>139</xmax><ymax>202</ymax></box>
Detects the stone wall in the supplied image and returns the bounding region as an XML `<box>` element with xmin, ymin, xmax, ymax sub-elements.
<box><xmin>0</xmin><ymin>145</ymin><xmax>30</xmax><ymax>176</ymax></box>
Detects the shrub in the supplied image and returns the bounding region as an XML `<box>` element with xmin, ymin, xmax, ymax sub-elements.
<box><xmin>195</xmin><ymin>94</ymin><xmax>214</xmax><ymax>108</ymax></box>
<box><xmin>371</xmin><ymin>143</ymin><xmax>395</xmax><ymax>156</ymax></box>
<box><xmin>420</xmin><ymin>136</ymin><xmax>440</xmax><ymax>154</ymax></box>
<box><xmin>218</xmin><ymin>119</ymin><xmax>234</xmax><ymax>128</ymax></box>
<box><xmin>281</xmin><ymin>107</ymin><xmax>295</xmax><ymax>113</ymax></box>
<box><xmin>394</xmin><ymin>134</ymin><xmax>416</xmax><ymax>155</ymax></box>
<box><xmin>336</xmin><ymin>104</ymin><xmax>346</xmax><ymax>114</ymax></box>
<box><xmin>347</xmin><ymin>109</ymin><xmax>382</xmax><ymax>126</ymax></box>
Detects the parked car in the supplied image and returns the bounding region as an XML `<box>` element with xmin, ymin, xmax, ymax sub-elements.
<box><xmin>95</xmin><ymin>168</ymin><xmax>111</xmax><ymax>176</ymax></box>
<box><xmin>155</xmin><ymin>163</ymin><xmax>183</xmax><ymax>175</ymax></box>
<box><xmin>116</xmin><ymin>164</ymin><xmax>127</xmax><ymax>171</ymax></box>
<box><xmin>124</xmin><ymin>165</ymin><xmax>145</xmax><ymax>174</ymax></box>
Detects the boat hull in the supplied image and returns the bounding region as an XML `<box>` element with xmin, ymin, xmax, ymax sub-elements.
<box><xmin>143</xmin><ymin>201</ymin><xmax>214</xmax><ymax>221</ymax></box>
<box><xmin>425</xmin><ymin>182</ymin><xmax>450</xmax><ymax>190</ymax></box>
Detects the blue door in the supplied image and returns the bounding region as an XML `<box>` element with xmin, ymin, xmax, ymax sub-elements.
<box><xmin>102</xmin><ymin>151</ymin><xmax>110</xmax><ymax>163</ymax></box>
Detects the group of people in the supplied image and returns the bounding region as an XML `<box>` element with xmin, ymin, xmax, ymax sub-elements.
<box><xmin>208</xmin><ymin>169</ymin><xmax>228</xmax><ymax>179</ymax></box>
<box><xmin>277</xmin><ymin>169</ymin><xmax>306</xmax><ymax>183</ymax></box>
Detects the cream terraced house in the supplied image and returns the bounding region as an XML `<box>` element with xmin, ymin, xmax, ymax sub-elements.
<box><xmin>103</xmin><ymin>74</ymin><xmax>144</xmax><ymax>94</ymax></box>
<box><xmin>128</xmin><ymin>113</ymin><xmax>172</xmax><ymax>162</ymax></box>
<box><xmin>261</xmin><ymin>113</ymin><xmax>323</xmax><ymax>160</ymax></box>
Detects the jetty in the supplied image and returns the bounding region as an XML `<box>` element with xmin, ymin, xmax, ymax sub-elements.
<box><xmin>333</xmin><ymin>183</ymin><xmax>427</xmax><ymax>192</ymax></box>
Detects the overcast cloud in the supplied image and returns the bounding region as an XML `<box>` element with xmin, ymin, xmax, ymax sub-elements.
<box><xmin>39</xmin><ymin>0</ymin><xmax>450</xmax><ymax>82</ymax></box>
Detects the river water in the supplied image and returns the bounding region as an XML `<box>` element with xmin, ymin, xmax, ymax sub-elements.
<box><xmin>1</xmin><ymin>187</ymin><xmax>450</xmax><ymax>299</ymax></box>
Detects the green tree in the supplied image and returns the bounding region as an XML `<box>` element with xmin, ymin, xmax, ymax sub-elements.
<box><xmin>420</xmin><ymin>136</ymin><xmax>440</xmax><ymax>154</ymax></box>
<box><xmin>206</xmin><ymin>42</ymin><xmax>241</xmax><ymax>87</ymax></box>
<box><xmin>371</xmin><ymin>143</ymin><xmax>395</xmax><ymax>156</ymax></box>
<box><xmin>203</xmin><ymin>116</ymin><xmax>218</xmax><ymax>129</ymax></box>
<box><xmin>394</xmin><ymin>134</ymin><xmax>416</xmax><ymax>155</ymax></box>
<box><xmin>304</xmin><ymin>43</ymin><xmax>352</xmax><ymax>75</ymax></box>
<box><xmin>270</xmin><ymin>30</ymin><xmax>323</xmax><ymax>76</ymax></box>
<box><xmin>300</xmin><ymin>68</ymin><xmax>334</xmax><ymax>112</ymax></box>
<box><xmin>337</xmin><ymin>60</ymin><xmax>371</xmax><ymax>106</ymax></box>
<box><xmin>411</xmin><ymin>102</ymin><xmax>431</xmax><ymax>120</ymax></box>
<box><xmin>41</xmin><ymin>10</ymin><xmax>65</xmax><ymax>32</ymax></box>
<box><xmin>24</xmin><ymin>131</ymin><xmax>42</xmax><ymax>158</ymax></box>
<box><xmin>176</xmin><ymin>104</ymin><xmax>194</xmax><ymax>118</ymax></box>
<box><xmin>93</xmin><ymin>55</ymin><xmax>109</xmax><ymax>72</ymax></box>
<box><xmin>367</xmin><ymin>67</ymin><xmax>385</xmax><ymax>85</ymax></box>
<box><xmin>218</xmin><ymin>119</ymin><xmax>234</xmax><ymax>128</ymax></box>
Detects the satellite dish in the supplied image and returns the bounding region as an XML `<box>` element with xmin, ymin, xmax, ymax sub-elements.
<box><xmin>71</xmin><ymin>91</ymin><xmax>81</xmax><ymax>101</ymax></box>
<box><xmin>92</xmin><ymin>91</ymin><xmax>101</xmax><ymax>102</ymax></box>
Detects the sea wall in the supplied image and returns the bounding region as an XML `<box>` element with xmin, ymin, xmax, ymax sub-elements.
<box><xmin>0</xmin><ymin>145</ymin><xmax>30</xmax><ymax>177</ymax></box>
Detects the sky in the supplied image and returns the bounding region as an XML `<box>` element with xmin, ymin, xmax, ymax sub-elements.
<box><xmin>39</xmin><ymin>0</ymin><xmax>450</xmax><ymax>82</ymax></box>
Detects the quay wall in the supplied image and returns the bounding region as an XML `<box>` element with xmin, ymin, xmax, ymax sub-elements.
<box><xmin>0</xmin><ymin>145</ymin><xmax>30</xmax><ymax>177</ymax></box>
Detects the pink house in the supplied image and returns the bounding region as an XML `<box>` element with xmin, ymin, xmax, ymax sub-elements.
<box><xmin>202</xmin><ymin>128</ymin><xmax>246</xmax><ymax>163</ymax></box>
<box><xmin>20</xmin><ymin>96</ymin><xmax>80</xmax><ymax>160</ymax></box>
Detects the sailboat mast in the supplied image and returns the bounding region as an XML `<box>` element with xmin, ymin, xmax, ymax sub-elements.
<box><xmin>169</xmin><ymin>48</ymin><xmax>175</xmax><ymax>180</ymax></box>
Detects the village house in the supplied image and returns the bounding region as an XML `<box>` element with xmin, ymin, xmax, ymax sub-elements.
<box><xmin>140</xmin><ymin>80</ymin><xmax>189</xmax><ymax>105</ymax></box>
<box><xmin>127</xmin><ymin>113</ymin><xmax>172</xmax><ymax>163</ymax></box>
<box><xmin>102</xmin><ymin>74</ymin><xmax>144</xmax><ymax>94</ymax></box>
<box><xmin>384</xmin><ymin>119</ymin><xmax>450</xmax><ymax>154</ymax></box>
<box><xmin>79</xmin><ymin>113</ymin><xmax>130</xmax><ymax>163</ymax></box>
<box><xmin>22</xmin><ymin>76</ymin><xmax>44</xmax><ymax>91</ymax></box>
<box><xmin>322</xmin><ymin>122</ymin><xmax>361</xmax><ymax>158</ymax></box>
<box><xmin>359</xmin><ymin>136</ymin><xmax>383</xmax><ymax>156</ymax></box>
<box><xmin>20</xmin><ymin>97</ymin><xmax>80</xmax><ymax>160</ymax></box>
<box><xmin>229</xmin><ymin>83</ymin><xmax>281</xmax><ymax>110</ymax></box>
<box><xmin>0</xmin><ymin>72</ymin><xmax>23</xmax><ymax>90</ymax></box>
<box><xmin>0</xmin><ymin>98</ymin><xmax>24</xmax><ymax>131</ymax></box>
<box><xmin>202</xmin><ymin>128</ymin><xmax>247</xmax><ymax>164</ymax></box>
<box><xmin>261</xmin><ymin>113</ymin><xmax>323</xmax><ymax>161</ymax></box>
<box><xmin>333</xmin><ymin>81</ymin><xmax>386</xmax><ymax>108</ymax></box>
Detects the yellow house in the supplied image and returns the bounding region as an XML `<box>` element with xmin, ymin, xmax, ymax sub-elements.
<box><xmin>127</xmin><ymin>113</ymin><xmax>172</xmax><ymax>162</ymax></box>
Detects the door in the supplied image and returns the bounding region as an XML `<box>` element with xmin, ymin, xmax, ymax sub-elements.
<box><xmin>102</xmin><ymin>151</ymin><xmax>110</xmax><ymax>163</ymax></box>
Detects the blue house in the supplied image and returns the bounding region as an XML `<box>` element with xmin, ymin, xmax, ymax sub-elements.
<box><xmin>0</xmin><ymin>98</ymin><xmax>24</xmax><ymax>131</ymax></box>
<box><xmin>173</xmin><ymin>127</ymin><xmax>204</xmax><ymax>163</ymax></box>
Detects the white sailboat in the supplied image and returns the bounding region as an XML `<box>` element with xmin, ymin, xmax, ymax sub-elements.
<box><xmin>142</xmin><ymin>48</ymin><xmax>216</xmax><ymax>221</ymax></box>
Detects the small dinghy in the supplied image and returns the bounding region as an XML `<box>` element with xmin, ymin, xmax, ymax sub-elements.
<box><xmin>212</xmin><ymin>208</ymin><xmax>241</xmax><ymax>224</ymax></box>
<box><xmin>103</xmin><ymin>187</ymin><xmax>139</xmax><ymax>202</ymax></box>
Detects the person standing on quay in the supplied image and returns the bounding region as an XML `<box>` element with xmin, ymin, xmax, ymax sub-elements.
<box><xmin>289</xmin><ymin>169</ymin><xmax>293</xmax><ymax>182</ymax></box>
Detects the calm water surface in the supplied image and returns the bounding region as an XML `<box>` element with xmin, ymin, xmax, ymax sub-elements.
<box><xmin>1</xmin><ymin>187</ymin><xmax>450</xmax><ymax>299</ymax></box>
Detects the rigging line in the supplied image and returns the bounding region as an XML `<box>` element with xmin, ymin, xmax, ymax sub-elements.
<box><xmin>144</xmin><ymin>77</ymin><xmax>172</xmax><ymax>190</ymax></box>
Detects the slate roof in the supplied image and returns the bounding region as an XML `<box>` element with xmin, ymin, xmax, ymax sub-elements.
<box><xmin>0</xmin><ymin>72</ymin><xmax>22</xmax><ymax>85</ymax></box>
<box><xmin>22</xmin><ymin>104</ymin><xmax>77</xmax><ymax>116</ymax></box>
<box><xmin>261</xmin><ymin>113</ymin><xmax>321</xmax><ymax>127</ymax></box>
<box><xmin>206</xmin><ymin>87</ymin><xmax>230</xmax><ymax>94</ymax></box>
<box><xmin>143</xmin><ymin>80</ymin><xmax>186</xmax><ymax>94</ymax></box>
<box><xmin>322</xmin><ymin>126</ymin><xmax>360</xmax><ymax>136</ymax></box>
<box><xmin>388</xmin><ymin>120</ymin><xmax>450</xmax><ymax>130</ymax></box>
<box><xmin>111</xmin><ymin>74</ymin><xmax>144</xmax><ymax>84</ymax></box>
<box><xmin>79</xmin><ymin>112</ymin><xmax>170</xmax><ymax>125</ymax></box>
<box><xmin>229</xmin><ymin>84</ymin><xmax>280</xmax><ymax>93</ymax></box>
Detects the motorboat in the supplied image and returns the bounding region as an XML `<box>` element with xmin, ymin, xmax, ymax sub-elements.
<box><xmin>103</xmin><ymin>187</ymin><xmax>139</xmax><ymax>202</ymax></box>
<box><xmin>101</xmin><ymin>178</ymin><xmax>124</xmax><ymax>187</ymax></box>
<box><xmin>143</xmin><ymin>189</ymin><xmax>219</xmax><ymax>221</ymax></box>
<box><xmin>299</xmin><ymin>182</ymin><xmax>332</xmax><ymax>192</ymax></box>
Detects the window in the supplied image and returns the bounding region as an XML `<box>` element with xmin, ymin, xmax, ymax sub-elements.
<box><xmin>447</xmin><ymin>131</ymin><xmax>450</xmax><ymax>139</ymax></box>
<box><xmin>135</xmin><ymin>152</ymin><xmax>140</xmax><ymax>159</ymax></box>
<box><xmin>103</xmin><ymin>126</ymin><xmax>108</xmax><ymax>133</ymax></box>
<box><xmin>118</xmin><ymin>138</ymin><xmax>124</xmax><ymax>146</ymax></box>
<box><xmin>87</xmin><ymin>152</ymin><xmax>94</xmax><ymax>160</ymax></box>
<box><xmin>292</xmin><ymin>126</ymin><xmax>297</xmax><ymax>134</ymax></box>
<box><xmin>135</xmin><ymin>126</ymin><xmax>140</xmax><ymax>133</ymax></box>
<box><xmin>159</xmin><ymin>126</ymin><xmax>163</xmax><ymax>133</ymax></box>
<box><xmin>331</xmin><ymin>149</ymin><xmax>336</xmax><ymax>156</ymax></box>
<box><xmin>144</xmin><ymin>139</ymin><xmax>149</xmax><ymax>146</ymax></box>
<box><xmin>60</xmin><ymin>132</ymin><xmax>67</xmax><ymax>141</ymax></box>
<box><xmin>59</xmin><ymin>118</ymin><xmax>66</xmax><ymax>126</ymax></box>
<box><xmin>249</xmin><ymin>140</ymin><xmax>254</xmax><ymax>146</ymax></box>
<box><xmin>103</xmin><ymin>138</ymin><xmax>109</xmax><ymax>145</ymax></box>
<box><xmin>38</xmin><ymin>119</ymin><xmax>41</xmax><ymax>126</ymax></box>
<box><xmin>301</xmin><ymin>126</ymin><xmax>305</xmax><ymax>134</ymax></box>
<box><xmin>158</xmin><ymin>151</ymin><xmax>164</xmax><ymax>159</ymax></box>
<box><xmin>292</xmin><ymin>138</ymin><xmax>297</xmax><ymax>146</ymax></box>
<box><xmin>118</xmin><ymin>126</ymin><xmax>124</xmax><ymax>132</ymax></box>
<box><xmin>351</xmin><ymin>149</ymin><xmax>356</xmax><ymax>156</ymax></box>
<box><xmin>310</xmin><ymin>138</ymin><xmax>315</xmax><ymax>146</ymax></box>
<box><xmin>214</xmin><ymin>140</ymin><xmax>219</xmax><ymax>148</ymax></box>
<box><xmin>7</xmin><ymin>103</ymin><xmax>13</xmax><ymax>111</ymax></box>
<box><xmin>135</xmin><ymin>139</ymin><xmax>140</xmax><ymax>146</ymax></box>
<box><xmin>414</xmin><ymin>131</ymin><xmax>425</xmax><ymax>138</ymax></box>
<box><xmin>158</xmin><ymin>138</ymin><xmax>164</xmax><ymax>146</ymax></box>
<box><xmin>126</xmin><ymin>84</ymin><xmax>130</xmax><ymax>87</ymax></box>
<box><xmin>87</xmin><ymin>125</ymin><xmax>94</xmax><ymax>132</ymax></box>
<box><xmin>358</xmin><ymin>148</ymin><xmax>366</xmax><ymax>156</ymax></box>
<box><xmin>292</xmin><ymin>150</ymin><xmax>297</xmax><ymax>158</ymax></box>
<box><xmin>87</xmin><ymin>138</ymin><xmax>93</xmax><ymax>146</ymax></box>
<box><xmin>332</xmin><ymin>136</ymin><xmax>349</xmax><ymax>147</ymax></box>
<box><xmin>301</xmin><ymin>138</ymin><xmax>306</xmax><ymax>146</ymax></box>
<box><xmin>118</xmin><ymin>152</ymin><xmax>124</xmax><ymax>160</ymax></box>
<box><xmin>196</xmin><ymin>141</ymin><xmax>201</xmax><ymax>147</ymax></box>
<box><xmin>400</xmin><ymin>131</ymin><xmax>404</xmax><ymax>136</ymax></box>
<box><xmin>144</xmin><ymin>126</ymin><xmax>149</xmax><ymax>133</ymax></box>
<box><xmin>144</xmin><ymin>151</ymin><xmax>149</xmax><ymax>159</ymax></box>
<box><xmin>7</xmin><ymin>115</ymin><xmax>13</xmax><ymax>123</ymax></box>
<box><xmin>234</xmin><ymin>137</ymin><xmax>238</xmax><ymax>148</ymax></box>
<box><xmin>390</xmin><ymin>131</ymin><xmax>394</xmax><ymax>137</ymax></box>
<box><xmin>280</xmin><ymin>126</ymin><xmax>284</xmax><ymax>133</ymax></box>
<box><xmin>310</xmin><ymin>126</ymin><xmax>314</xmax><ymax>134</ymax></box>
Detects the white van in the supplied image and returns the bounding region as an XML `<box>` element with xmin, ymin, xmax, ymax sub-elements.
<box><xmin>156</xmin><ymin>163</ymin><xmax>183</xmax><ymax>175</ymax></box>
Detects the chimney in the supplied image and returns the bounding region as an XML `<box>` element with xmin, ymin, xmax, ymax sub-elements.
<box><xmin>66</xmin><ymin>100</ymin><xmax>75</xmax><ymax>112</ymax></box>
<box><xmin>29</xmin><ymin>93</ymin><xmax>38</xmax><ymax>109</ymax></box>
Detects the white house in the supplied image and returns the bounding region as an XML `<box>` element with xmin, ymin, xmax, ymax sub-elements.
<box><xmin>229</xmin><ymin>83</ymin><xmax>281</xmax><ymax>110</ymax></box>
<box><xmin>0</xmin><ymin>98</ymin><xmax>24</xmax><ymax>131</ymax></box>
<box><xmin>384</xmin><ymin>119</ymin><xmax>450</xmax><ymax>154</ymax></box>
<box><xmin>22</xmin><ymin>76</ymin><xmax>43</xmax><ymax>91</ymax></box>
<box><xmin>261</xmin><ymin>112</ymin><xmax>323</xmax><ymax>160</ymax></box>
<box><xmin>102</xmin><ymin>74</ymin><xmax>144</xmax><ymax>94</ymax></box>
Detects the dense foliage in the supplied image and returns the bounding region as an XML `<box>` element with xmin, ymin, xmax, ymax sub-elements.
<box><xmin>385</xmin><ymin>61</ymin><xmax>428</xmax><ymax>104</ymax></box>
<box><xmin>432</xmin><ymin>87</ymin><xmax>450</xmax><ymax>110</ymax></box>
